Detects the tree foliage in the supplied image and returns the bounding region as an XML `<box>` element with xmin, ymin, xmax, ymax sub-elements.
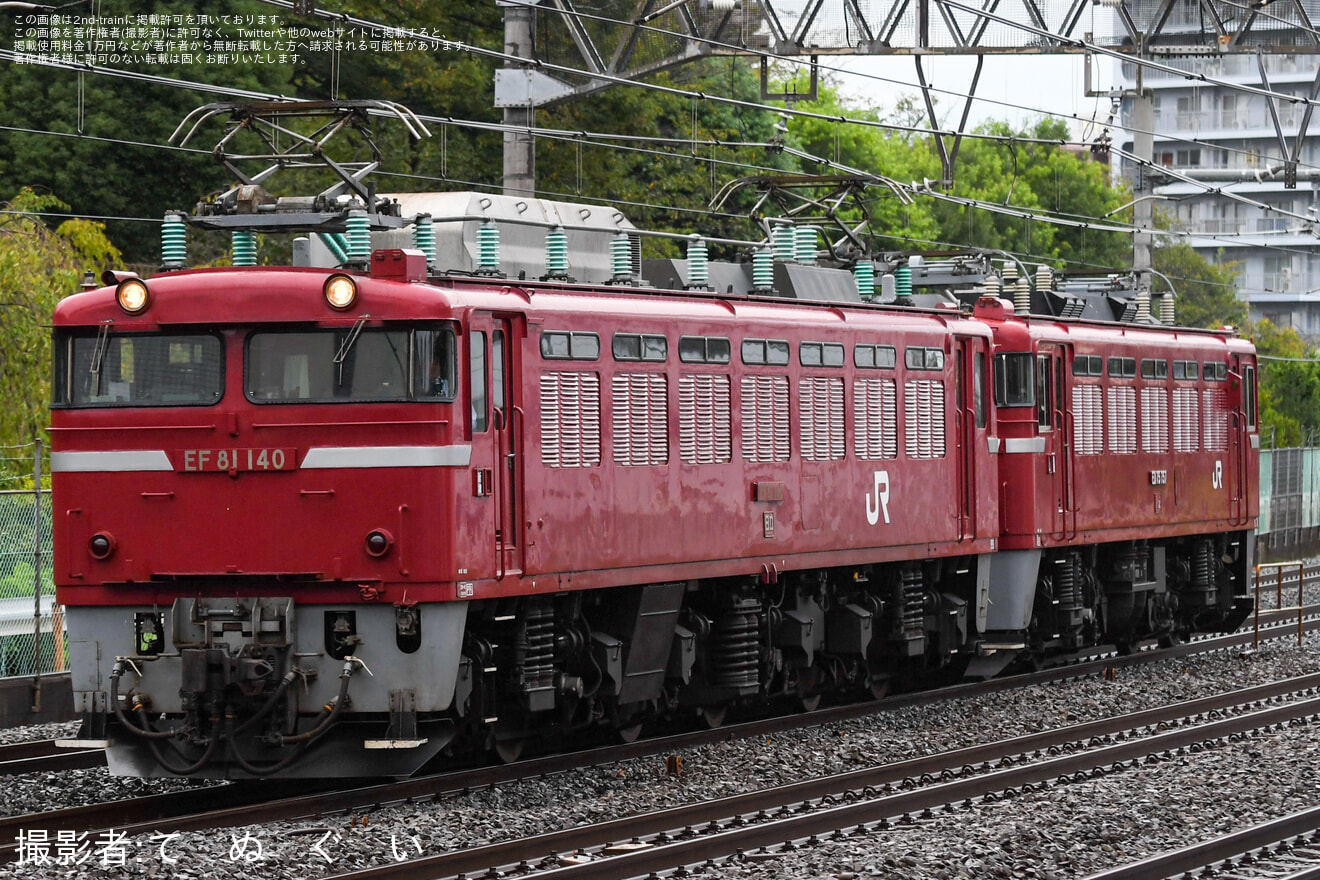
<box><xmin>1154</xmin><ymin>242</ymin><xmax>1246</xmax><ymax>330</ymax></box>
<box><xmin>0</xmin><ymin>189</ymin><xmax>121</xmax><ymax>484</ymax></box>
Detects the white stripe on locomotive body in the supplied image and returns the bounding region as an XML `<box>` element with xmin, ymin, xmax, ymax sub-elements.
<box><xmin>1001</xmin><ymin>437</ymin><xmax>1047</xmax><ymax>454</ymax></box>
<box><xmin>50</xmin><ymin>451</ymin><xmax>173</xmax><ymax>472</ymax></box>
<box><xmin>300</xmin><ymin>445</ymin><xmax>473</xmax><ymax>469</ymax></box>
<box><xmin>51</xmin><ymin>446</ymin><xmax>474</xmax><ymax>472</ymax></box>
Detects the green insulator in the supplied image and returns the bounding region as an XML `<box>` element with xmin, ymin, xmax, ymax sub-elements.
<box><xmin>345</xmin><ymin>210</ymin><xmax>371</xmax><ymax>261</ymax></box>
<box><xmin>319</xmin><ymin>233</ymin><xmax>349</xmax><ymax>265</ymax></box>
<box><xmin>161</xmin><ymin>212</ymin><xmax>187</xmax><ymax>268</ymax></box>
<box><xmin>795</xmin><ymin>226</ymin><xmax>817</xmax><ymax>264</ymax></box>
<box><xmin>894</xmin><ymin>265</ymin><xmax>913</xmax><ymax>298</ymax></box>
<box><xmin>545</xmin><ymin>226</ymin><xmax>569</xmax><ymax>277</ymax></box>
<box><xmin>412</xmin><ymin>213</ymin><xmax>436</xmax><ymax>267</ymax></box>
<box><xmin>476</xmin><ymin>221</ymin><xmax>500</xmax><ymax>272</ymax></box>
<box><xmin>231</xmin><ymin>230</ymin><xmax>257</xmax><ymax>267</ymax></box>
<box><xmin>686</xmin><ymin>235</ymin><xmax>709</xmax><ymax>288</ymax></box>
<box><xmin>772</xmin><ymin>225</ymin><xmax>795</xmax><ymax>262</ymax></box>
<box><xmin>612</xmin><ymin>231</ymin><xmax>633</xmax><ymax>282</ymax></box>
<box><xmin>854</xmin><ymin>260</ymin><xmax>875</xmax><ymax>299</ymax></box>
<box><xmin>752</xmin><ymin>248</ymin><xmax>774</xmax><ymax>290</ymax></box>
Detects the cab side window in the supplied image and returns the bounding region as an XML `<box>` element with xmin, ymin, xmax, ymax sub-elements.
<box><xmin>470</xmin><ymin>331</ymin><xmax>488</xmax><ymax>433</ymax></box>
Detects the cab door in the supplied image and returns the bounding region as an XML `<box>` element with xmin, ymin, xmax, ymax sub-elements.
<box><xmin>955</xmin><ymin>336</ymin><xmax>989</xmax><ymax>540</ymax></box>
<box><xmin>468</xmin><ymin>312</ymin><xmax>524</xmax><ymax>579</ymax></box>
<box><xmin>1228</xmin><ymin>354</ymin><xmax>1254</xmax><ymax>526</ymax></box>
<box><xmin>1039</xmin><ymin>344</ymin><xmax>1074</xmax><ymax>540</ymax></box>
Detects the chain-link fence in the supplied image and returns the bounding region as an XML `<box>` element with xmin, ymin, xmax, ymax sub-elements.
<box><xmin>0</xmin><ymin>441</ymin><xmax>61</xmax><ymax>676</ymax></box>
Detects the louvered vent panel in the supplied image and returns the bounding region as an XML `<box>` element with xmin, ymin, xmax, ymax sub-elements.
<box><xmin>1072</xmin><ymin>384</ymin><xmax>1103</xmax><ymax>455</ymax></box>
<box><xmin>741</xmin><ymin>376</ymin><xmax>789</xmax><ymax>462</ymax></box>
<box><xmin>679</xmin><ymin>374</ymin><xmax>731</xmax><ymax>464</ymax></box>
<box><xmin>1141</xmin><ymin>387</ymin><xmax>1169</xmax><ymax>454</ymax></box>
<box><xmin>540</xmin><ymin>372</ymin><xmax>601</xmax><ymax>468</ymax></box>
<box><xmin>612</xmin><ymin>374</ymin><xmax>668</xmax><ymax>466</ymax></box>
<box><xmin>1173</xmin><ymin>388</ymin><xmax>1200</xmax><ymax>453</ymax></box>
<box><xmin>799</xmin><ymin>377</ymin><xmax>845</xmax><ymax>461</ymax></box>
<box><xmin>1107</xmin><ymin>386</ymin><xmax>1137</xmax><ymax>454</ymax></box>
<box><xmin>1203</xmin><ymin>387</ymin><xmax>1229</xmax><ymax>452</ymax></box>
<box><xmin>854</xmin><ymin>378</ymin><xmax>898</xmax><ymax>460</ymax></box>
<box><xmin>904</xmin><ymin>380</ymin><xmax>946</xmax><ymax>460</ymax></box>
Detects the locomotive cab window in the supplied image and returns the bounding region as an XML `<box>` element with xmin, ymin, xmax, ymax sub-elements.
<box><xmin>245</xmin><ymin>326</ymin><xmax>455</xmax><ymax>404</ymax></box>
<box><xmin>1244</xmin><ymin>365</ymin><xmax>1257</xmax><ymax>428</ymax></box>
<box><xmin>1036</xmin><ymin>355</ymin><xmax>1053</xmax><ymax>429</ymax></box>
<box><xmin>54</xmin><ymin>331</ymin><xmax>224</xmax><ymax>408</ymax></box>
<box><xmin>993</xmin><ymin>353</ymin><xmax>1035</xmax><ymax>408</ymax></box>
<box><xmin>1203</xmin><ymin>361</ymin><xmax>1228</xmax><ymax>381</ymax></box>
<box><xmin>974</xmin><ymin>352</ymin><xmax>987</xmax><ymax>429</ymax></box>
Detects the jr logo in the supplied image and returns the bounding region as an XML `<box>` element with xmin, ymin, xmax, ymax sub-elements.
<box><xmin>866</xmin><ymin>470</ymin><xmax>891</xmax><ymax>525</ymax></box>
<box><xmin>1212</xmin><ymin>460</ymin><xmax>1223</xmax><ymax>490</ymax></box>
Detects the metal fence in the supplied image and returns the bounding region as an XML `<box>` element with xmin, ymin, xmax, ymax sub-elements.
<box><xmin>0</xmin><ymin>438</ymin><xmax>61</xmax><ymax>676</ymax></box>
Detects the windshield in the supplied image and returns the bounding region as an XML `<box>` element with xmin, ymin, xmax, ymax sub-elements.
<box><xmin>54</xmin><ymin>332</ymin><xmax>224</xmax><ymax>407</ymax></box>
<box><xmin>245</xmin><ymin>326</ymin><xmax>455</xmax><ymax>403</ymax></box>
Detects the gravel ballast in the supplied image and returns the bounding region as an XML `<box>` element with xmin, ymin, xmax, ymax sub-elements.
<box><xmin>0</xmin><ymin>630</ymin><xmax>1316</xmax><ymax>879</ymax></box>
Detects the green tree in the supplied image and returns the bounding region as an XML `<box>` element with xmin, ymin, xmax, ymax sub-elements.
<box><xmin>1249</xmin><ymin>320</ymin><xmax>1320</xmax><ymax>447</ymax></box>
<box><xmin>1152</xmin><ymin>242</ymin><xmax>1246</xmax><ymax>329</ymax></box>
<box><xmin>0</xmin><ymin>189</ymin><xmax>122</xmax><ymax>485</ymax></box>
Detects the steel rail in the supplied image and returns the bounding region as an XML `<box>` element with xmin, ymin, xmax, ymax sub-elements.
<box><xmin>1081</xmin><ymin>809</ymin><xmax>1320</xmax><ymax>879</ymax></box>
<box><xmin>316</xmin><ymin>691</ymin><xmax>1320</xmax><ymax>880</ymax></box>
<box><xmin>0</xmin><ymin>610</ymin><xmax>1313</xmax><ymax>860</ymax></box>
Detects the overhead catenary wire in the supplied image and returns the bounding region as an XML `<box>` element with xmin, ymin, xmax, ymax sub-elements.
<box><xmin>493</xmin><ymin>0</ymin><xmax>1320</xmax><ymax>176</ymax></box>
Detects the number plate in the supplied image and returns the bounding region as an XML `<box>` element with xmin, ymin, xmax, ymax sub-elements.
<box><xmin>173</xmin><ymin>448</ymin><xmax>296</xmax><ymax>472</ymax></box>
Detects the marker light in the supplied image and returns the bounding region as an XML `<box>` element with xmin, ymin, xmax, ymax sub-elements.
<box><xmin>324</xmin><ymin>274</ymin><xmax>358</xmax><ymax>310</ymax></box>
<box><xmin>88</xmin><ymin>532</ymin><xmax>116</xmax><ymax>560</ymax></box>
<box><xmin>365</xmin><ymin>529</ymin><xmax>393</xmax><ymax>557</ymax></box>
<box><xmin>116</xmin><ymin>279</ymin><xmax>149</xmax><ymax>314</ymax></box>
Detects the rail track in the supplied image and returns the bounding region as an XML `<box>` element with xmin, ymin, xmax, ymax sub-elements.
<box><xmin>0</xmin><ymin>739</ymin><xmax>102</xmax><ymax>776</ymax></box>
<box><xmin>0</xmin><ymin>611</ymin><xmax>1315</xmax><ymax>867</ymax></box>
<box><xmin>1082</xmin><ymin>810</ymin><xmax>1320</xmax><ymax>879</ymax></box>
<box><xmin>302</xmin><ymin>673</ymin><xmax>1320</xmax><ymax>880</ymax></box>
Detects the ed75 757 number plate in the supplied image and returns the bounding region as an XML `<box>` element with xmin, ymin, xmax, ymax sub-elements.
<box><xmin>173</xmin><ymin>448</ymin><xmax>296</xmax><ymax>472</ymax></box>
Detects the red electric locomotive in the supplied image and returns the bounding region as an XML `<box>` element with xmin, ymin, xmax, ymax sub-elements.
<box><xmin>50</xmin><ymin>192</ymin><xmax>1257</xmax><ymax>778</ymax></box>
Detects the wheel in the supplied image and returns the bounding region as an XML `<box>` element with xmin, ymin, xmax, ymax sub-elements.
<box><xmin>698</xmin><ymin>704</ymin><xmax>727</xmax><ymax>729</ymax></box>
<box><xmin>616</xmin><ymin>722</ymin><xmax>643</xmax><ymax>743</ymax></box>
<box><xmin>799</xmin><ymin>693</ymin><xmax>822</xmax><ymax>713</ymax></box>
<box><xmin>493</xmin><ymin>736</ymin><xmax>525</xmax><ymax>764</ymax></box>
<box><xmin>868</xmin><ymin>675</ymin><xmax>892</xmax><ymax>700</ymax></box>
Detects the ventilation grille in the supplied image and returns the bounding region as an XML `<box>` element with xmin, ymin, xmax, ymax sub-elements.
<box><xmin>740</xmin><ymin>375</ymin><xmax>790</xmax><ymax>462</ymax></box>
<box><xmin>1107</xmin><ymin>386</ymin><xmax>1137</xmax><ymax>454</ymax></box>
<box><xmin>854</xmin><ymin>377</ymin><xmax>898</xmax><ymax>460</ymax></box>
<box><xmin>1173</xmin><ymin>387</ymin><xmax>1200</xmax><ymax>453</ymax></box>
<box><xmin>904</xmin><ymin>379</ymin><xmax>946</xmax><ymax>459</ymax></box>
<box><xmin>1073</xmin><ymin>384</ymin><xmax>1104</xmax><ymax>455</ymax></box>
<box><xmin>1141</xmin><ymin>386</ymin><xmax>1169</xmax><ymax>454</ymax></box>
<box><xmin>541</xmin><ymin>371</ymin><xmax>601</xmax><ymax>468</ymax></box>
<box><xmin>679</xmin><ymin>374</ymin><xmax>731</xmax><ymax>464</ymax></box>
<box><xmin>612</xmin><ymin>373</ymin><xmax>668</xmax><ymax>466</ymax></box>
<box><xmin>800</xmin><ymin>377</ymin><xmax>845</xmax><ymax>461</ymax></box>
<box><xmin>1203</xmin><ymin>387</ymin><xmax>1229</xmax><ymax>452</ymax></box>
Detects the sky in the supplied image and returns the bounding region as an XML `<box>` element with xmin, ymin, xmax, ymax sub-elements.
<box><xmin>828</xmin><ymin>54</ymin><xmax>1123</xmax><ymax>139</ymax></box>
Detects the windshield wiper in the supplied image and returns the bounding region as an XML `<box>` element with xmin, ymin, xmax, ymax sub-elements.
<box><xmin>87</xmin><ymin>321</ymin><xmax>112</xmax><ymax>396</ymax></box>
<box><xmin>332</xmin><ymin>318</ymin><xmax>367</xmax><ymax>385</ymax></box>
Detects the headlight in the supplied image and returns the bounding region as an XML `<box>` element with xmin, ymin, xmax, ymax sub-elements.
<box><xmin>365</xmin><ymin>529</ymin><xmax>393</xmax><ymax>557</ymax></box>
<box><xmin>116</xmin><ymin>279</ymin><xmax>149</xmax><ymax>314</ymax></box>
<box><xmin>324</xmin><ymin>274</ymin><xmax>357</xmax><ymax>310</ymax></box>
